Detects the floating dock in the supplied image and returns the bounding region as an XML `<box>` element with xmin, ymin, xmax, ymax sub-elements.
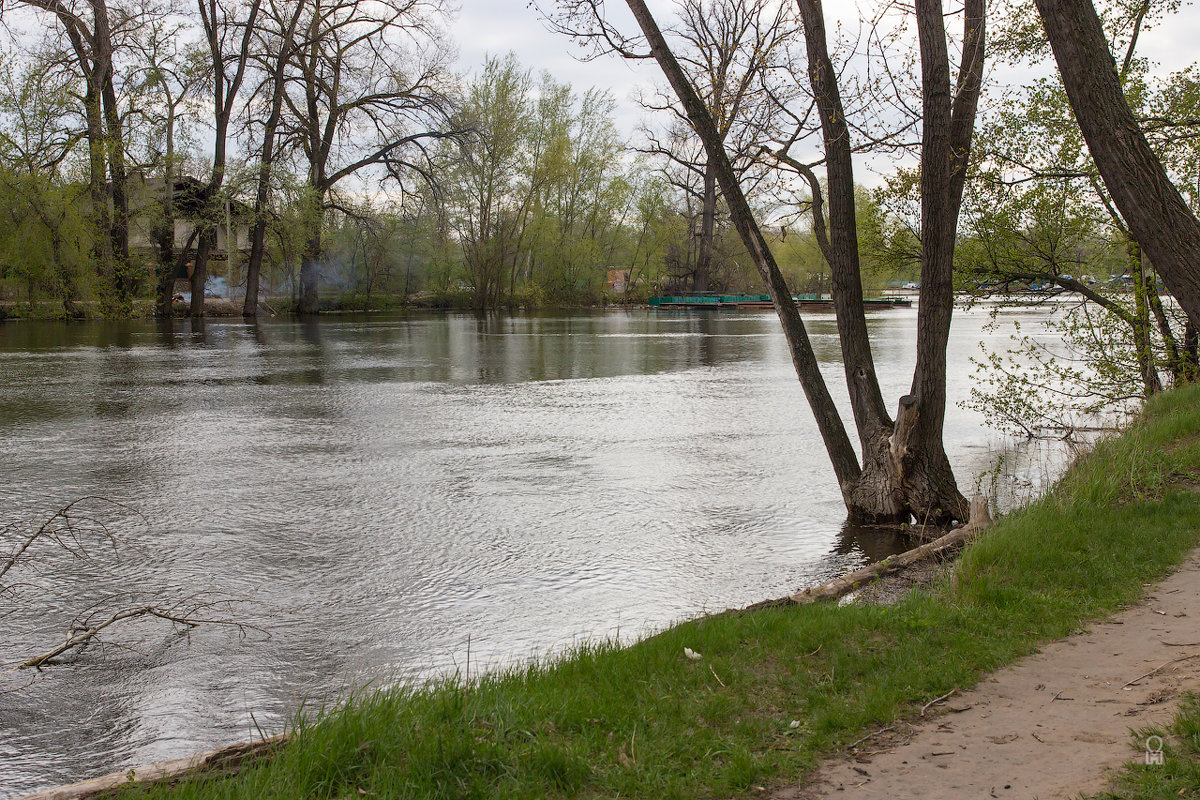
<box><xmin>648</xmin><ymin>293</ymin><xmax>912</xmax><ymax>310</ymax></box>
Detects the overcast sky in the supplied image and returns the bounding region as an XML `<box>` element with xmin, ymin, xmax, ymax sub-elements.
<box><xmin>447</xmin><ymin>0</ymin><xmax>1200</xmax><ymax>162</ymax></box>
<box><xmin>447</xmin><ymin>0</ymin><xmax>650</xmax><ymax>133</ymax></box>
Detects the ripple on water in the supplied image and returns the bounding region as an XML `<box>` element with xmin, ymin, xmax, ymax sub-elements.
<box><xmin>0</xmin><ymin>308</ymin><xmax>1074</xmax><ymax>797</ymax></box>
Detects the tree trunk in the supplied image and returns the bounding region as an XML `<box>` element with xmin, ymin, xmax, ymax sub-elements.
<box><xmin>1131</xmin><ymin>247</ymin><xmax>1163</xmax><ymax>394</ymax></box>
<box><xmin>299</xmin><ymin>229</ymin><xmax>321</xmax><ymax>314</ymax></box>
<box><xmin>1143</xmin><ymin>256</ymin><xmax>1185</xmax><ymax>384</ymax></box>
<box><xmin>82</xmin><ymin>82</ymin><xmax>116</xmax><ymax>300</ymax></box>
<box><xmin>190</xmin><ymin>226</ymin><xmax>214</xmax><ymax>318</ymax></box>
<box><xmin>1036</xmin><ymin>0</ymin><xmax>1200</xmax><ymax>330</ymax></box>
<box><xmin>155</xmin><ymin>172</ymin><xmax>177</xmax><ymax>317</ymax></box>
<box><xmin>792</xmin><ymin>0</ymin><xmax>981</xmax><ymax>523</ymax></box>
<box><xmin>244</xmin><ymin>3</ymin><xmax>301</xmax><ymax>317</ymax></box>
<box><xmin>155</xmin><ymin>224</ymin><xmax>177</xmax><ymax>317</ymax></box>
<box><xmin>696</xmin><ymin>162</ymin><xmax>716</xmax><ymax>293</ymax></box>
<box><xmin>244</xmin><ymin>218</ymin><xmax>266</xmax><ymax>316</ymax></box>
<box><xmin>1185</xmin><ymin>319</ymin><xmax>1199</xmax><ymax>380</ymax></box>
<box><xmin>901</xmin><ymin>0</ymin><xmax>978</xmax><ymax>524</ymax></box>
<box><xmin>102</xmin><ymin>76</ymin><xmax>131</xmax><ymax>308</ymax></box>
<box><xmin>795</xmin><ymin>0</ymin><xmax>893</xmax><ymax>442</ymax></box>
<box><xmin>95</xmin><ymin>0</ymin><xmax>131</xmax><ymax>312</ymax></box>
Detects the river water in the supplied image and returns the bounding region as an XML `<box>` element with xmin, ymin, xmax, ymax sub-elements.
<box><xmin>0</xmin><ymin>305</ymin><xmax>1064</xmax><ymax>796</ymax></box>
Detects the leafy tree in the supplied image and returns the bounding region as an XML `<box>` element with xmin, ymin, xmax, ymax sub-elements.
<box><xmin>0</xmin><ymin>55</ymin><xmax>91</xmax><ymax>314</ymax></box>
<box><xmin>1035</xmin><ymin>0</ymin><xmax>1200</xmax><ymax>328</ymax></box>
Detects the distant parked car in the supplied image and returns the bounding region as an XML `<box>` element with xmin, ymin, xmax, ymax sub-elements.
<box><xmin>902</xmin><ymin>282</ymin><xmax>919</xmax><ymax>290</ymax></box>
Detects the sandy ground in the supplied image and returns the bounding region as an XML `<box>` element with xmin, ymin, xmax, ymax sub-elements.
<box><xmin>773</xmin><ymin>550</ymin><xmax>1200</xmax><ymax>800</ymax></box>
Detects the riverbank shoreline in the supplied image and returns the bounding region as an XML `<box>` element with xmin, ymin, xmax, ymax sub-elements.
<box><xmin>14</xmin><ymin>382</ymin><xmax>1200</xmax><ymax>799</ymax></box>
<box><xmin>0</xmin><ymin>295</ymin><xmax>641</xmax><ymax>321</ymax></box>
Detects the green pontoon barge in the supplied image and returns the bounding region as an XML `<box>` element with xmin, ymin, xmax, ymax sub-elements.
<box><xmin>647</xmin><ymin>293</ymin><xmax>912</xmax><ymax>309</ymax></box>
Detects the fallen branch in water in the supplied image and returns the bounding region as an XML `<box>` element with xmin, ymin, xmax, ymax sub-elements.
<box><xmin>16</xmin><ymin>597</ymin><xmax>255</xmax><ymax>671</ymax></box>
<box><xmin>788</xmin><ymin>496</ymin><xmax>992</xmax><ymax>606</ymax></box>
<box><xmin>1</xmin><ymin>497</ymin><xmax>140</xmax><ymax>584</ymax></box>
<box><xmin>2</xmin><ymin>499</ymin><xmax>262</xmax><ymax>684</ymax></box>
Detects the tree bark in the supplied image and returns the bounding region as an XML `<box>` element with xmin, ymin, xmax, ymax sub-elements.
<box><xmin>901</xmin><ymin>0</ymin><xmax>981</xmax><ymax>524</ymax></box>
<box><xmin>189</xmin><ymin>227</ymin><xmax>214</xmax><ymax>317</ymax></box>
<box><xmin>155</xmin><ymin>218</ymin><xmax>177</xmax><ymax>317</ymax></box>
<box><xmin>795</xmin><ymin>0</ymin><xmax>893</xmax><ymax>446</ymax></box>
<box><xmin>1036</xmin><ymin>0</ymin><xmax>1200</xmax><ymax>330</ymax></box>
<box><xmin>791</xmin><ymin>0</ymin><xmax>981</xmax><ymax>523</ymax></box>
<box><xmin>99</xmin><ymin>45</ymin><xmax>131</xmax><ymax>309</ymax></box>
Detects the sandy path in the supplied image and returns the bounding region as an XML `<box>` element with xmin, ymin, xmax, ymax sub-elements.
<box><xmin>776</xmin><ymin>551</ymin><xmax>1200</xmax><ymax>800</ymax></box>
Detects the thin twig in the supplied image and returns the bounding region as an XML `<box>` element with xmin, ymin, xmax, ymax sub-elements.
<box><xmin>847</xmin><ymin>724</ymin><xmax>897</xmax><ymax>750</ymax></box>
<box><xmin>921</xmin><ymin>688</ymin><xmax>959</xmax><ymax>717</ymax></box>
<box><xmin>1122</xmin><ymin>654</ymin><xmax>1200</xmax><ymax>688</ymax></box>
<box><xmin>708</xmin><ymin>663</ymin><xmax>726</xmax><ymax>687</ymax></box>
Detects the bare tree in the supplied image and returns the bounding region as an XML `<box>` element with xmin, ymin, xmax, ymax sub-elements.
<box><xmin>7</xmin><ymin>0</ymin><xmax>158</xmax><ymax>313</ymax></box>
<box><xmin>126</xmin><ymin>15</ymin><xmax>205</xmax><ymax>316</ymax></box>
<box><xmin>635</xmin><ymin>0</ymin><xmax>794</xmax><ymax>292</ymax></box>
<box><xmin>241</xmin><ymin>0</ymin><xmax>305</xmax><ymax>316</ymax></box>
<box><xmin>281</xmin><ymin>0</ymin><xmax>459</xmax><ymax>314</ymax></box>
<box><xmin>181</xmin><ymin>0</ymin><xmax>262</xmax><ymax>318</ymax></box>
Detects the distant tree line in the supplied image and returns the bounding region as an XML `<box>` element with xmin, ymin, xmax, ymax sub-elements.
<box><xmin>0</xmin><ymin>0</ymin><xmax>943</xmax><ymax>319</ymax></box>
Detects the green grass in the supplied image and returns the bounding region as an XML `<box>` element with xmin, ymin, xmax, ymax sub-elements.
<box><xmin>121</xmin><ymin>384</ymin><xmax>1200</xmax><ymax>800</ymax></box>
<box><xmin>1083</xmin><ymin>694</ymin><xmax>1200</xmax><ymax>799</ymax></box>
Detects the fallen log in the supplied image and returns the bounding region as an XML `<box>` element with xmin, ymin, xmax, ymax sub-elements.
<box><xmin>788</xmin><ymin>495</ymin><xmax>992</xmax><ymax>605</ymax></box>
<box><xmin>15</xmin><ymin>733</ymin><xmax>289</xmax><ymax>800</ymax></box>
<box><xmin>742</xmin><ymin>496</ymin><xmax>992</xmax><ymax>612</ymax></box>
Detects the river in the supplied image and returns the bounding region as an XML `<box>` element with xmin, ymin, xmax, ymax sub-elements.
<box><xmin>0</xmin><ymin>304</ymin><xmax>1065</xmax><ymax>796</ymax></box>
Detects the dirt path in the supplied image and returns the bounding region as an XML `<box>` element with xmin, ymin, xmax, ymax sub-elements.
<box><xmin>776</xmin><ymin>550</ymin><xmax>1200</xmax><ymax>800</ymax></box>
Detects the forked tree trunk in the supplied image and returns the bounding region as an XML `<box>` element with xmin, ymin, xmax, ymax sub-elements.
<box><xmin>796</xmin><ymin>0</ymin><xmax>898</xmax><ymax>520</ymax></box>
<box><xmin>625</xmin><ymin>0</ymin><xmax>978</xmax><ymax>524</ymax></box>
<box><xmin>1036</xmin><ymin>0</ymin><xmax>1200</xmax><ymax>330</ymax></box>
<box><xmin>794</xmin><ymin>0</ymin><xmax>981</xmax><ymax>523</ymax></box>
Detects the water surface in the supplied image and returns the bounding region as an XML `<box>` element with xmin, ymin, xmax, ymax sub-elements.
<box><xmin>0</xmin><ymin>306</ymin><xmax>1061</xmax><ymax>795</ymax></box>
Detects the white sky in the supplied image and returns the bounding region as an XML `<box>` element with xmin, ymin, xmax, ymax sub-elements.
<box><xmin>448</xmin><ymin>0</ymin><xmax>1200</xmax><ymax>174</ymax></box>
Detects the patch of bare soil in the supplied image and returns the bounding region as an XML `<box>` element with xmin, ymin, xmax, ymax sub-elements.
<box><xmin>771</xmin><ymin>551</ymin><xmax>1200</xmax><ymax>800</ymax></box>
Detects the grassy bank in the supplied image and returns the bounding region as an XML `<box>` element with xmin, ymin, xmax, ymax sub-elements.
<box><xmin>121</xmin><ymin>384</ymin><xmax>1200</xmax><ymax>800</ymax></box>
<box><xmin>1086</xmin><ymin>693</ymin><xmax>1200</xmax><ymax>799</ymax></box>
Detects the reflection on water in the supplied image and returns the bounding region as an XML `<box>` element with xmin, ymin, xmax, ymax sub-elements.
<box><xmin>0</xmin><ymin>306</ymin><xmax>1064</xmax><ymax>796</ymax></box>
